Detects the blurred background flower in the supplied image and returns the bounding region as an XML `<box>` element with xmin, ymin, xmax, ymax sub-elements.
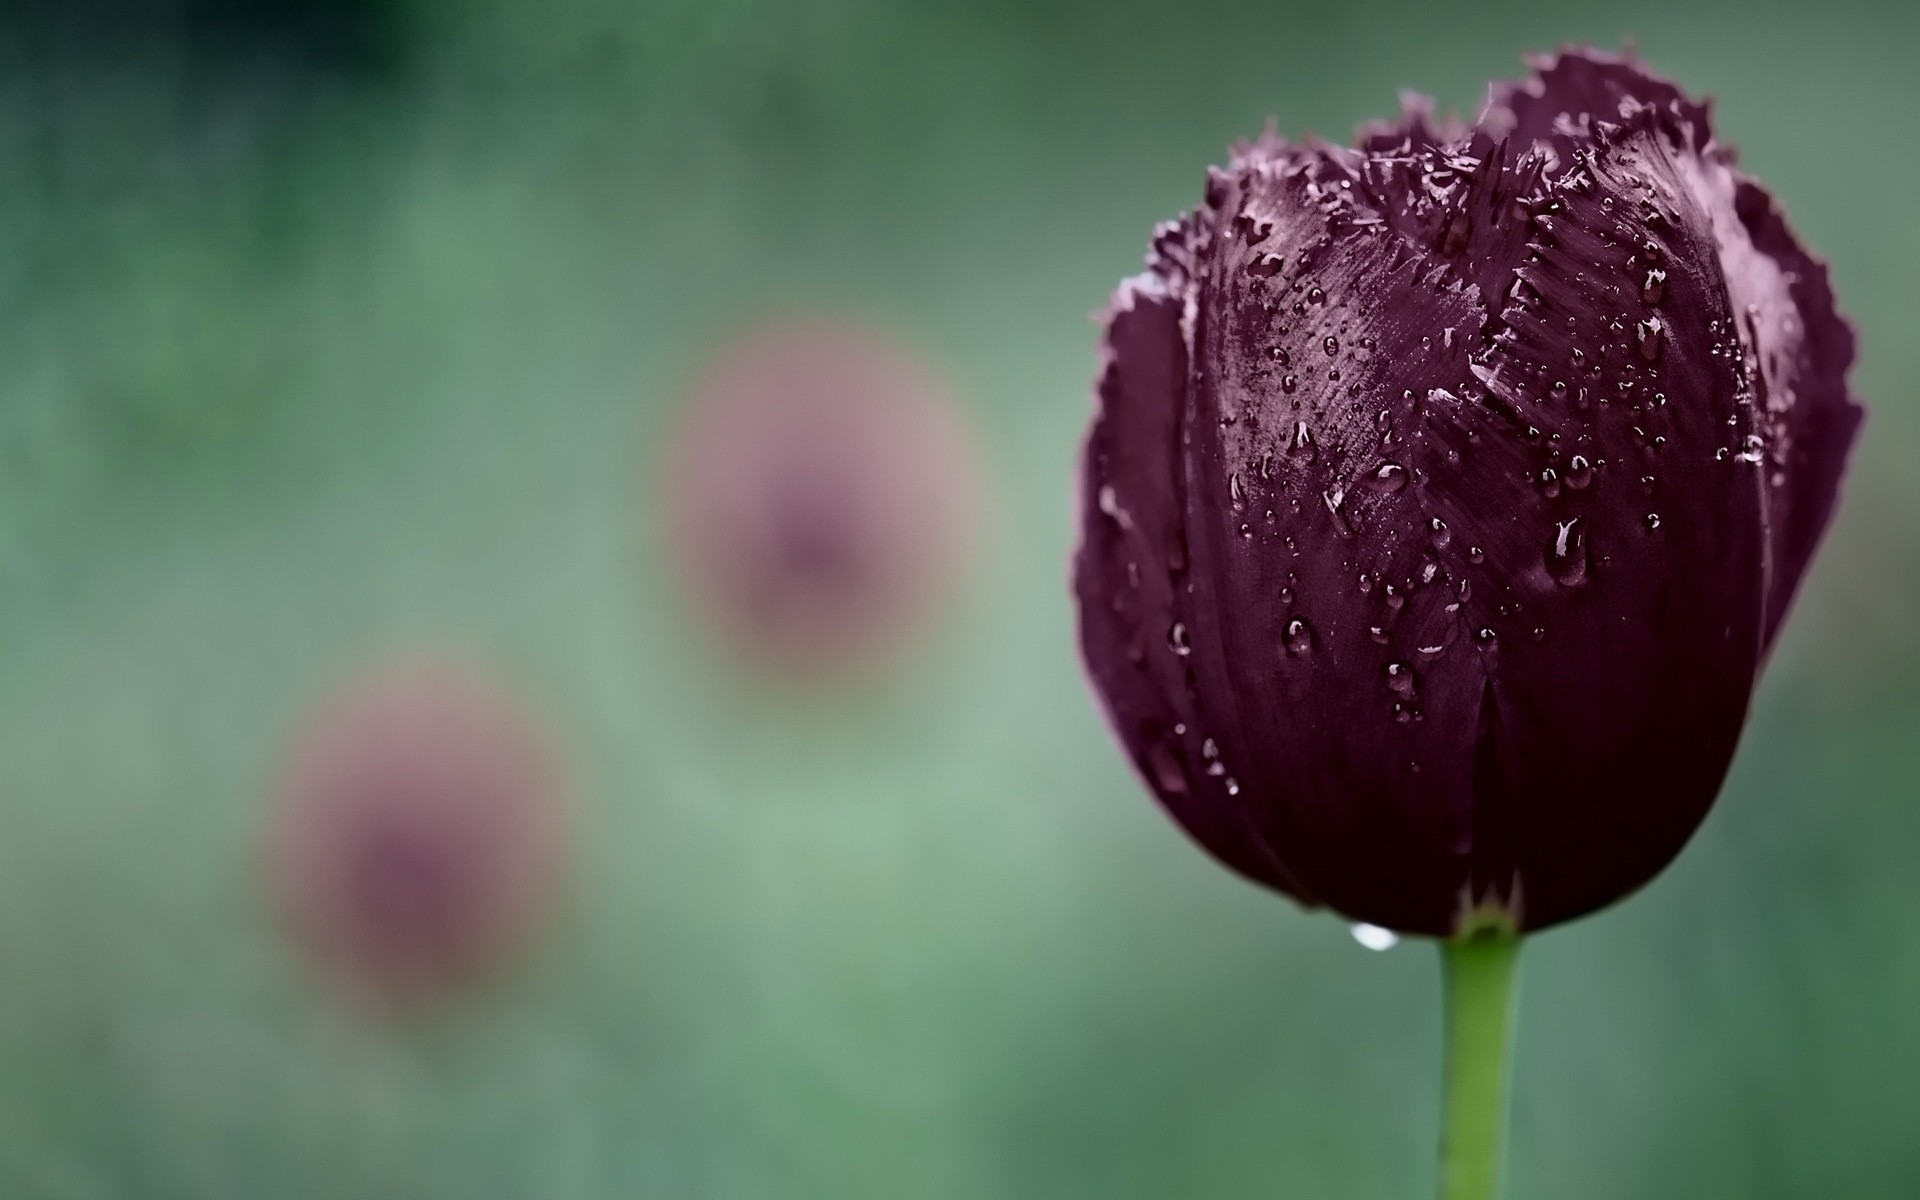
<box><xmin>660</xmin><ymin>315</ymin><xmax>981</xmax><ymax>679</ymax></box>
<box><xmin>0</xmin><ymin>1</ymin><xmax>1916</xmax><ymax>1198</ymax></box>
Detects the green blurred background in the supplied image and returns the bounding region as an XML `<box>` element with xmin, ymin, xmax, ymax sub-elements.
<box><xmin>2</xmin><ymin>0</ymin><xmax>1917</xmax><ymax>1196</ymax></box>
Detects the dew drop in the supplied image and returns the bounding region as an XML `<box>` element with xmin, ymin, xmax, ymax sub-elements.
<box><xmin>1169</xmin><ymin>622</ymin><xmax>1192</xmax><ymax>655</ymax></box>
<box><xmin>1641</xmin><ymin>267</ymin><xmax>1667</xmax><ymax>305</ymax></box>
<box><xmin>1565</xmin><ymin>455</ymin><xmax>1593</xmax><ymax>490</ymax></box>
<box><xmin>1323</xmin><ymin>335</ymin><xmax>1340</xmax><ymax>357</ymax></box>
<box><xmin>1546</xmin><ymin>518</ymin><xmax>1589</xmax><ymax>587</ymax></box>
<box><xmin>1429</xmin><ymin>516</ymin><xmax>1452</xmax><ymax>548</ymax></box>
<box><xmin>1539</xmin><ymin>468</ymin><xmax>1562</xmax><ymax>499</ymax></box>
<box><xmin>1467</xmin><ymin>545</ymin><xmax>1485</xmax><ymax>564</ymax></box>
<box><xmin>1282</xmin><ymin>374</ymin><xmax>1299</xmax><ymax>395</ymax></box>
<box><xmin>1645</xmin><ymin>512</ymin><xmax>1662</xmax><ymax>531</ymax></box>
<box><xmin>1290</xmin><ymin>420</ymin><xmax>1317</xmax><ymax>459</ymax></box>
<box><xmin>1636</xmin><ymin>317</ymin><xmax>1664</xmax><ymax>362</ymax></box>
<box><xmin>1285</xmin><ymin>617</ymin><xmax>1314</xmax><ymax>655</ymax></box>
<box><xmin>1323</xmin><ymin>486</ymin><xmax>1353</xmax><ymax>538</ymax></box>
<box><xmin>1384</xmin><ymin>661</ymin><xmax>1418</xmax><ymax>699</ymax></box>
<box><xmin>1247</xmin><ymin>253</ymin><xmax>1286</xmax><ymax>278</ymax></box>
<box><xmin>1146</xmin><ymin>740</ymin><xmax>1188</xmax><ymax>795</ymax></box>
<box><xmin>1367</xmin><ymin>462</ymin><xmax>1409</xmax><ymax>493</ymax></box>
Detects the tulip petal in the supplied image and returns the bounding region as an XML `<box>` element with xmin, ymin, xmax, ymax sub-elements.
<box><xmin>1719</xmin><ymin>180</ymin><xmax>1863</xmax><ymax>647</ymax></box>
<box><xmin>1076</xmin><ymin>233</ymin><xmax>1318</xmax><ymax>902</ymax></box>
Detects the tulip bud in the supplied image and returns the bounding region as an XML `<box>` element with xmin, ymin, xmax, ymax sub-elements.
<box><xmin>267</xmin><ymin>658</ymin><xmax>569</xmax><ymax>1007</ymax></box>
<box><xmin>1074</xmin><ymin>49</ymin><xmax>1862</xmax><ymax>935</ymax></box>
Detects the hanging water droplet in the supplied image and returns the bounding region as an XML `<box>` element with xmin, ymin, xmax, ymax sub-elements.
<box><xmin>1546</xmin><ymin>518</ymin><xmax>1589</xmax><ymax>587</ymax></box>
<box><xmin>1351</xmin><ymin>923</ymin><xmax>1400</xmax><ymax>951</ymax></box>
<box><xmin>1224</xmin><ymin>777</ymin><xmax>1241</xmax><ymax>796</ymax></box>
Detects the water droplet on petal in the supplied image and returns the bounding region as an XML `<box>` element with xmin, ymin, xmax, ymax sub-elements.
<box><xmin>1367</xmin><ymin>462</ymin><xmax>1408</xmax><ymax>493</ymax></box>
<box><xmin>1285</xmin><ymin>618</ymin><xmax>1314</xmax><ymax>655</ymax></box>
<box><xmin>1546</xmin><ymin>518</ymin><xmax>1589</xmax><ymax>587</ymax></box>
<box><xmin>1384</xmin><ymin>661</ymin><xmax>1418</xmax><ymax>699</ymax></box>
<box><xmin>1636</xmin><ymin>317</ymin><xmax>1664</xmax><ymax>362</ymax></box>
<box><xmin>1290</xmin><ymin>421</ymin><xmax>1317</xmax><ymax>460</ymax></box>
<box><xmin>1146</xmin><ymin>740</ymin><xmax>1188</xmax><ymax>795</ymax></box>
<box><xmin>1169</xmin><ymin>622</ymin><xmax>1191</xmax><ymax>655</ymax></box>
<box><xmin>1641</xmin><ymin>267</ymin><xmax>1667</xmax><ymax>305</ymax></box>
<box><xmin>1565</xmin><ymin>455</ymin><xmax>1593</xmax><ymax>490</ymax></box>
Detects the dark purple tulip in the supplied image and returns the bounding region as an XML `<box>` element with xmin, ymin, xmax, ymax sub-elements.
<box><xmin>267</xmin><ymin>658</ymin><xmax>570</xmax><ymax>1007</ymax></box>
<box><xmin>1075</xmin><ymin>49</ymin><xmax>1862</xmax><ymax>936</ymax></box>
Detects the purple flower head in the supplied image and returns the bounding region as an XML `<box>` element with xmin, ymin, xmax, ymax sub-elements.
<box><xmin>665</xmin><ymin>317</ymin><xmax>981</xmax><ymax>678</ymax></box>
<box><xmin>1074</xmin><ymin>49</ymin><xmax>1862</xmax><ymax>935</ymax></box>
<box><xmin>268</xmin><ymin>658</ymin><xmax>571</xmax><ymax>1008</ymax></box>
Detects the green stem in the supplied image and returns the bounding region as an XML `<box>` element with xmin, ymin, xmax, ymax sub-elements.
<box><xmin>1438</xmin><ymin>933</ymin><xmax>1522</xmax><ymax>1200</ymax></box>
